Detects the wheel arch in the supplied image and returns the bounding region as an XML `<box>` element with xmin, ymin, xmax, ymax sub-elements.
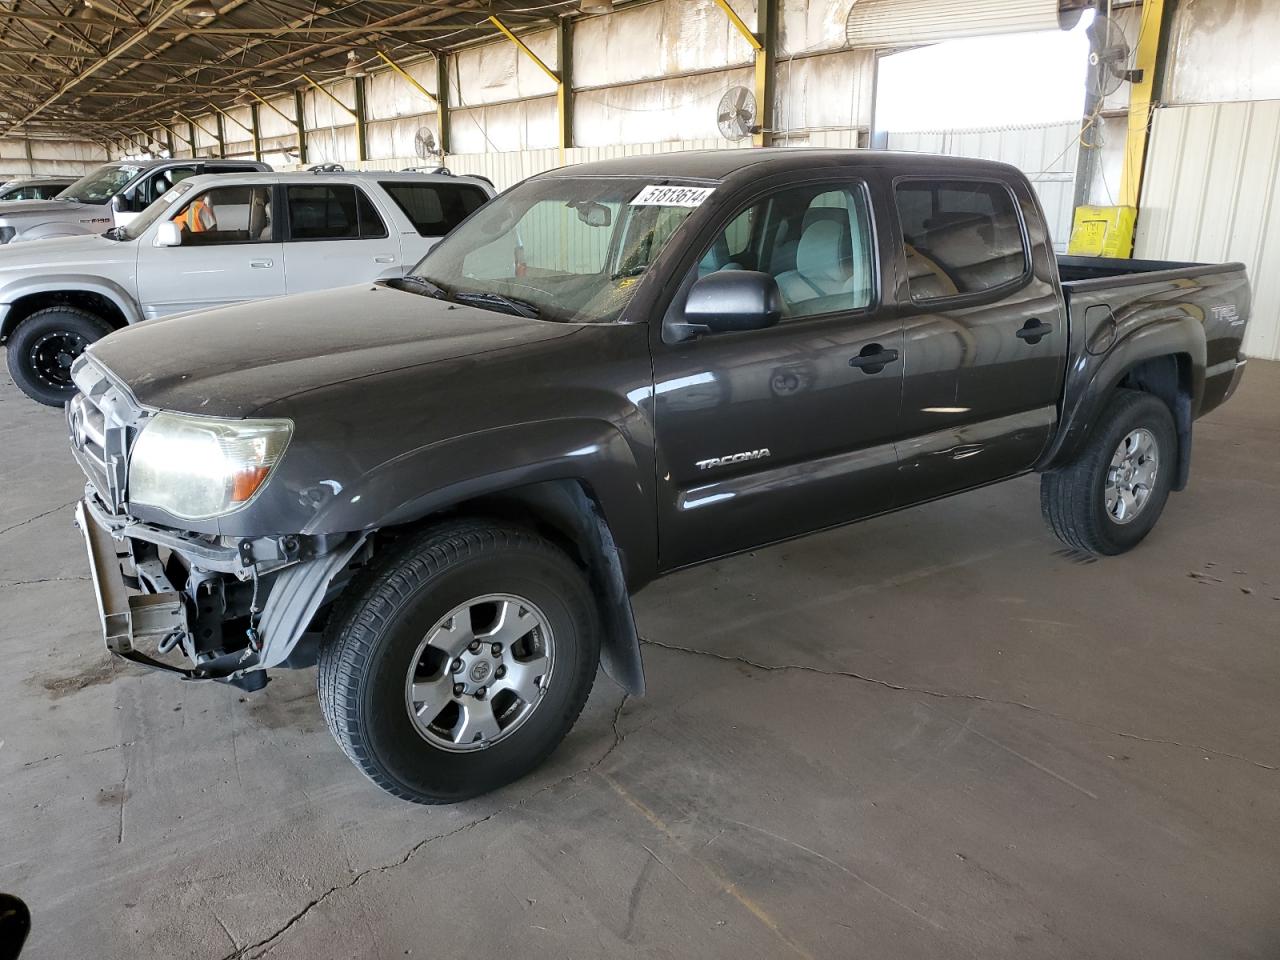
<box><xmin>1</xmin><ymin>280</ymin><xmax>139</xmax><ymax>341</ymax></box>
<box><xmin>1040</xmin><ymin>315</ymin><xmax>1204</xmax><ymax>490</ymax></box>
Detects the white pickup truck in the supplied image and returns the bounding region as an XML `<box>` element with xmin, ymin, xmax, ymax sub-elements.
<box><xmin>0</xmin><ymin>169</ymin><xmax>494</xmax><ymax>404</ymax></box>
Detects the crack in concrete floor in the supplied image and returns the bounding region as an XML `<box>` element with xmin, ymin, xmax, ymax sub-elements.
<box><xmin>222</xmin><ymin>696</ymin><xmax>630</xmax><ymax>960</ymax></box>
<box><xmin>639</xmin><ymin>637</ymin><xmax>1280</xmax><ymax>772</ymax></box>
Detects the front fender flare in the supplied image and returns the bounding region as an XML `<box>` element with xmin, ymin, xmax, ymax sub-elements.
<box><xmin>0</xmin><ymin>274</ymin><xmax>142</xmax><ymax>338</ymax></box>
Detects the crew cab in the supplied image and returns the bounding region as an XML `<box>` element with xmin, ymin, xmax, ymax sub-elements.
<box><xmin>66</xmin><ymin>150</ymin><xmax>1250</xmax><ymax>804</ymax></box>
<box><xmin>2</xmin><ymin>169</ymin><xmax>493</xmax><ymax>404</ymax></box>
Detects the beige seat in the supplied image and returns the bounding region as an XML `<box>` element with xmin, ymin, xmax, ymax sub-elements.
<box><xmin>775</xmin><ymin>220</ymin><xmax>854</xmax><ymax>311</ymax></box>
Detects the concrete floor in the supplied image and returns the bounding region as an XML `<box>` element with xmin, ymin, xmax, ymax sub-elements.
<box><xmin>2</xmin><ymin>363</ymin><xmax>1278</xmax><ymax>960</ymax></box>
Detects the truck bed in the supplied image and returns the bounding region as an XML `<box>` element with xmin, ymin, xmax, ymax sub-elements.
<box><xmin>1054</xmin><ymin>254</ymin><xmax>1250</xmax><ymax>429</ymax></box>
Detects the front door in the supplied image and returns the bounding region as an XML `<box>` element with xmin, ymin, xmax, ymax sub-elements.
<box><xmin>653</xmin><ymin>178</ymin><xmax>904</xmax><ymax>570</ymax></box>
<box><xmin>281</xmin><ymin>183</ymin><xmax>402</xmax><ymax>293</ymax></box>
<box><xmin>890</xmin><ymin>175</ymin><xmax>1068</xmax><ymax>503</ymax></box>
<box><xmin>136</xmin><ymin>183</ymin><xmax>285</xmax><ymax>318</ymax></box>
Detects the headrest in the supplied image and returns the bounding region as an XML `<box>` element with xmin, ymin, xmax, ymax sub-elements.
<box><xmin>796</xmin><ymin>219</ymin><xmax>850</xmax><ymax>284</ymax></box>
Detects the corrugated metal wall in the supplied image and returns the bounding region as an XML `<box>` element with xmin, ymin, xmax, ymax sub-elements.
<box><xmin>1135</xmin><ymin>100</ymin><xmax>1280</xmax><ymax>360</ymax></box>
<box><xmin>886</xmin><ymin>121</ymin><xmax>1080</xmax><ymax>252</ymax></box>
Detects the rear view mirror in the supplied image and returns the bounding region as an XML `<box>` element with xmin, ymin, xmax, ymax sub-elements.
<box><xmin>676</xmin><ymin>270</ymin><xmax>782</xmax><ymax>339</ymax></box>
<box><xmin>155</xmin><ymin>221</ymin><xmax>182</xmax><ymax>248</ymax></box>
<box><xmin>569</xmin><ymin>200</ymin><xmax>611</xmax><ymax>228</ymax></box>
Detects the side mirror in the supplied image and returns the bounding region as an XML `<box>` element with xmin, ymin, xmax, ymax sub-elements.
<box><xmin>154</xmin><ymin>221</ymin><xmax>182</xmax><ymax>248</ymax></box>
<box><xmin>111</xmin><ymin>195</ymin><xmax>129</xmax><ymax>214</ymax></box>
<box><xmin>675</xmin><ymin>270</ymin><xmax>782</xmax><ymax>340</ymax></box>
<box><xmin>0</xmin><ymin>893</ymin><xmax>30</xmax><ymax>960</ymax></box>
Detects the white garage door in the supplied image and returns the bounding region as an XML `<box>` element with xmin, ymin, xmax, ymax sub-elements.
<box><xmin>844</xmin><ymin>0</ymin><xmax>1062</xmax><ymax>47</ymax></box>
<box><xmin>1136</xmin><ymin>100</ymin><xmax>1280</xmax><ymax>361</ymax></box>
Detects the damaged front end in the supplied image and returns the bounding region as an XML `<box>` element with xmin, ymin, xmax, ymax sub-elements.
<box><xmin>67</xmin><ymin>355</ymin><xmax>365</xmax><ymax>688</ymax></box>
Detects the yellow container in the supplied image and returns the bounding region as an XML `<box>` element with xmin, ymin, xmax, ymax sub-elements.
<box><xmin>1067</xmin><ymin>205</ymin><xmax>1137</xmax><ymax>258</ymax></box>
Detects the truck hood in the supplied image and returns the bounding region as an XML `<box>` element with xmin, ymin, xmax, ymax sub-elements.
<box><xmin>87</xmin><ymin>283</ymin><xmax>584</xmax><ymax>418</ymax></box>
<box><xmin>0</xmin><ymin>232</ymin><xmax>131</xmax><ymax>274</ymax></box>
<box><xmin>0</xmin><ymin>198</ymin><xmax>101</xmax><ymax>222</ymax></box>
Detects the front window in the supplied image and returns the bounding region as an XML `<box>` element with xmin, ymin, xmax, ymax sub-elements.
<box><xmin>119</xmin><ymin>181</ymin><xmax>194</xmax><ymax>240</ymax></box>
<box><xmin>57</xmin><ymin>164</ymin><xmax>146</xmax><ymax>205</ymax></box>
<box><xmin>409</xmin><ymin>176</ymin><xmax>710</xmax><ymax>323</ymax></box>
<box><xmin>169</xmin><ymin>185</ymin><xmax>274</xmax><ymax>245</ymax></box>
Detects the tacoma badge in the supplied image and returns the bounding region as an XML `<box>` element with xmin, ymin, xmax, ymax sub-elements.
<box><xmin>695</xmin><ymin>448</ymin><xmax>771</xmax><ymax>470</ymax></box>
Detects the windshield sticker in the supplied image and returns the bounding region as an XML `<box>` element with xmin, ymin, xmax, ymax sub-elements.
<box><xmin>630</xmin><ymin>185</ymin><xmax>715</xmax><ymax>208</ymax></box>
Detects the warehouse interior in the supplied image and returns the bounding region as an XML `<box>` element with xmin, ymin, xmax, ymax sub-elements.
<box><xmin>1</xmin><ymin>0</ymin><xmax>1277</xmax><ymax>957</ymax></box>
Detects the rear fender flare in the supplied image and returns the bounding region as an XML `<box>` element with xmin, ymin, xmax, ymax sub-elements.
<box><xmin>1039</xmin><ymin>314</ymin><xmax>1204</xmax><ymax>486</ymax></box>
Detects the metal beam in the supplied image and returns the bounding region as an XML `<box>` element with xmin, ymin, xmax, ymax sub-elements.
<box><xmin>557</xmin><ymin>17</ymin><xmax>573</xmax><ymax>153</ymax></box>
<box><xmin>244</xmin><ymin>90</ymin><xmax>295</xmax><ymax>127</ymax></box>
<box><xmin>293</xmin><ymin>88</ymin><xmax>308</xmax><ymax>165</ymax></box>
<box><xmin>301</xmin><ymin>72</ymin><xmax>359</xmax><ymax>120</ymax></box>
<box><xmin>353</xmin><ymin>75</ymin><xmax>369</xmax><ymax>163</ymax></box>
<box><xmin>376</xmin><ymin>49</ymin><xmax>438</xmax><ymax>108</ymax></box>
<box><xmin>488</xmin><ymin>15</ymin><xmax>566</xmax><ymax>153</ymax></box>
<box><xmin>488</xmin><ymin>15</ymin><xmax>559</xmax><ymax>86</ymax></box>
<box><xmin>250</xmin><ymin>101</ymin><xmax>261</xmax><ymax>161</ymax></box>
<box><xmin>1118</xmin><ymin>0</ymin><xmax>1167</xmax><ymax>215</ymax></box>
<box><xmin>436</xmin><ymin>54</ymin><xmax>451</xmax><ymax>156</ymax></box>
<box><xmin>711</xmin><ymin>0</ymin><xmax>773</xmax><ymax>146</ymax></box>
<box><xmin>1</xmin><ymin>0</ymin><xmax>198</xmax><ymax>137</ymax></box>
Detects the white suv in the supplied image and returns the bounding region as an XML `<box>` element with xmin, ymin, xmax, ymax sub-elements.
<box><xmin>0</xmin><ymin>170</ymin><xmax>495</xmax><ymax>405</ymax></box>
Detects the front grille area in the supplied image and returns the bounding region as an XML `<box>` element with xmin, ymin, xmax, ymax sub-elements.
<box><xmin>67</xmin><ymin>357</ymin><xmax>145</xmax><ymax>514</ymax></box>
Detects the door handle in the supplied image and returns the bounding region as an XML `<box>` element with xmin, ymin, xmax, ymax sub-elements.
<box><xmin>849</xmin><ymin>343</ymin><xmax>899</xmax><ymax>375</ymax></box>
<box><xmin>250</xmin><ymin>259</ymin><xmax>273</xmax><ymax>269</ymax></box>
<box><xmin>1016</xmin><ymin>318</ymin><xmax>1053</xmax><ymax>344</ymax></box>
<box><xmin>374</xmin><ymin>255</ymin><xmax>396</xmax><ymax>264</ymax></box>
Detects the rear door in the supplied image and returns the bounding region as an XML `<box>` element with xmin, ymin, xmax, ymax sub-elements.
<box><xmin>281</xmin><ymin>182</ymin><xmax>402</xmax><ymax>292</ymax></box>
<box><xmin>135</xmin><ymin>183</ymin><xmax>285</xmax><ymax>317</ymax></box>
<box><xmin>652</xmin><ymin>176</ymin><xmax>904</xmax><ymax>570</ymax></box>
<box><xmin>378</xmin><ymin>179</ymin><xmax>490</xmax><ymax>267</ymax></box>
<box><xmin>891</xmin><ymin>174</ymin><xmax>1067</xmax><ymax>503</ymax></box>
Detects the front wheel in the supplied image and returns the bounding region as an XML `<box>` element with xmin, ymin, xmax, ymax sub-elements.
<box><xmin>6</xmin><ymin>306</ymin><xmax>112</xmax><ymax>406</ymax></box>
<box><xmin>317</xmin><ymin>520</ymin><xmax>600</xmax><ymax>803</ymax></box>
<box><xmin>1040</xmin><ymin>388</ymin><xmax>1177</xmax><ymax>555</ymax></box>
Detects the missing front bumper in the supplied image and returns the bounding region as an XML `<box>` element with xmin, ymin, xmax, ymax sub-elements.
<box><xmin>74</xmin><ymin>499</ymin><xmax>201</xmax><ymax>678</ymax></box>
<box><xmin>74</xmin><ymin>496</ymin><xmax>368</xmax><ymax>681</ymax></box>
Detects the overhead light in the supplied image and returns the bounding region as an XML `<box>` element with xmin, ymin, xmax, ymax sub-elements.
<box><xmin>344</xmin><ymin>50</ymin><xmax>367</xmax><ymax>78</ymax></box>
<box><xmin>77</xmin><ymin>1</ymin><xmax>99</xmax><ymax>21</ymax></box>
<box><xmin>185</xmin><ymin>2</ymin><xmax>218</xmax><ymax>18</ymax></box>
<box><xmin>579</xmin><ymin>0</ymin><xmax>613</xmax><ymax>12</ymax></box>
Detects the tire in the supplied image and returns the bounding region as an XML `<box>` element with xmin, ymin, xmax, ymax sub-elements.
<box><xmin>6</xmin><ymin>306</ymin><xmax>112</xmax><ymax>406</ymax></box>
<box><xmin>1041</xmin><ymin>388</ymin><xmax>1177</xmax><ymax>556</ymax></box>
<box><xmin>317</xmin><ymin>520</ymin><xmax>600</xmax><ymax>804</ymax></box>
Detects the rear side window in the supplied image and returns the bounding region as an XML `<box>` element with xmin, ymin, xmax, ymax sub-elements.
<box><xmin>286</xmin><ymin>184</ymin><xmax>387</xmax><ymax>240</ymax></box>
<box><xmin>379</xmin><ymin>182</ymin><xmax>488</xmax><ymax>237</ymax></box>
<box><xmin>894</xmin><ymin>180</ymin><xmax>1028</xmax><ymax>301</ymax></box>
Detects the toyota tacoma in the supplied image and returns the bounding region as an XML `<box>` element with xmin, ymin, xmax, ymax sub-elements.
<box><xmin>66</xmin><ymin>149</ymin><xmax>1250</xmax><ymax>803</ymax></box>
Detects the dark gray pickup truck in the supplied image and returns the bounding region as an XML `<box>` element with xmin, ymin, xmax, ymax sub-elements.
<box><xmin>67</xmin><ymin>150</ymin><xmax>1250</xmax><ymax>803</ymax></box>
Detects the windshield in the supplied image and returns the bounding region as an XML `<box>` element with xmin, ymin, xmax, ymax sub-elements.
<box><xmin>119</xmin><ymin>181</ymin><xmax>195</xmax><ymax>240</ymax></box>
<box><xmin>58</xmin><ymin>164</ymin><xmax>145</xmax><ymax>205</ymax></box>
<box><xmin>409</xmin><ymin>176</ymin><xmax>712</xmax><ymax>323</ymax></box>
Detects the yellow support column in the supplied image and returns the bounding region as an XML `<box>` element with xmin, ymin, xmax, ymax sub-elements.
<box><xmin>1118</xmin><ymin>0</ymin><xmax>1168</xmax><ymax>224</ymax></box>
<box><xmin>712</xmin><ymin>0</ymin><xmax>774</xmax><ymax>146</ymax></box>
<box><xmin>488</xmin><ymin>15</ymin><xmax>569</xmax><ymax>158</ymax></box>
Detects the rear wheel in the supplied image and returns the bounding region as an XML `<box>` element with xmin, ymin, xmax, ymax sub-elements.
<box><xmin>1040</xmin><ymin>388</ymin><xmax>1176</xmax><ymax>555</ymax></box>
<box><xmin>6</xmin><ymin>306</ymin><xmax>112</xmax><ymax>406</ymax></box>
<box><xmin>317</xmin><ymin>520</ymin><xmax>600</xmax><ymax>803</ymax></box>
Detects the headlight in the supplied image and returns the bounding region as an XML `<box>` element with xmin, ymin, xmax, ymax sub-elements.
<box><xmin>128</xmin><ymin>412</ymin><xmax>292</xmax><ymax>520</ymax></box>
<box><xmin>0</xmin><ymin>226</ymin><xmax>14</xmax><ymax>244</ymax></box>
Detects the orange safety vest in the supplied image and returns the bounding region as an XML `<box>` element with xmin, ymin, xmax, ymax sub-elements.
<box><xmin>174</xmin><ymin>197</ymin><xmax>215</xmax><ymax>233</ymax></box>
